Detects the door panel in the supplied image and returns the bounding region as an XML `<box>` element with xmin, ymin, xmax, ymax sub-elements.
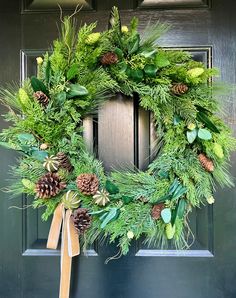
<box><xmin>1</xmin><ymin>1</ymin><xmax>236</xmax><ymax>298</ymax></box>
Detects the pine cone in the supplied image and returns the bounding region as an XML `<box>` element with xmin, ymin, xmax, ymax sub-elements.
<box><xmin>72</xmin><ymin>208</ymin><xmax>91</xmax><ymax>234</ymax></box>
<box><xmin>198</xmin><ymin>153</ymin><xmax>214</xmax><ymax>172</ymax></box>
<box><xmin>57</xmin><ymin>152</ymin><xmax>73</xmax><ymax>172</ymax></box>
<box><xmin>171</xmin><ymin>83</ymin><xmax>188</xmax><ymax>95</ymax></box>
<box><xmin>43</xmin><ymin>155</ymin><xmax>59</xmax><ymax>172</ymax></box>
<box><xmin>76</xmin><ymin>173</ymin><xmax>99</xmax><ymax>195</ymax></box>
<box><xmin>101</xmin><ymin>52</ymin><xmax>118</xmax><ymax>65</ymax></box>
<box><xmin>35</xmin><ymin>172</ymin><xmax>66</xmax><ymax>199</ymax></box>
<box><xmin>151</xmin><ymin>203</ymin><xmax>165</xmax><ymax>220</ymax></box>
<box><xmin>34</xmin><ymin>91</ymin><xmax>49</xmax><ymax>107</ymax></box>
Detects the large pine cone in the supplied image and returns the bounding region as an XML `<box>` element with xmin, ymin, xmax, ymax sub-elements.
<box><xmin>198</xmin><ymin>153</ymin><xmax>214</xmax><ymax>172</ymax></box>
<box><xmin>35</xmin><ymin>172</ymin><xmax>66</xmax><ymax>199</ymax></box>
<box><xmin>171</xmin><ymin>83</ymin><xmax>188</xmax><ymax>95</ymax></box>
<box><xmin>101</xmin><ymin>52</ymin><xmax>118</xmax><ymax>65</ymax></box>
<box><xmin>57</xmin><ymin>152</ymin><xmax>73</xmax><ymax>172</ymax></box>
<box><xmin>76</xmin><ymin>173</ymin><xmax>99</xmax><ymax>195</ymax></box>
<box><xmin>34</xmin><ymin>91</ymin><xmax>49</xmax><ymax>107</ymax></box>
<box><xmin>72</xmin><ymin>208</ymin><xmax>91</xmax><ymax>234</ymax></box>
<box><xmin>151</xmin><ymin>203</ymin><xmax>165</xmax><ymax>220</ymax></box>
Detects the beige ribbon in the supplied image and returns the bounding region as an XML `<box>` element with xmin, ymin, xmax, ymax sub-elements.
<box><xmin>47</xmin><ymin>203</ymin><xmax>80</xmax><ymax>298</ymax></box>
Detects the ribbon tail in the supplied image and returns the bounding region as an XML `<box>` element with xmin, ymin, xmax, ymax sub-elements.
<box><xmin>59</xmin><ymin>209</ymin><xmax>80</xmax><ymax>298</ymax></box>
<box><xmin>67</xmin><ymin>212</ymin><xmax>80</xmax><ymax>257</ymax></box>
<box><xmin>47</xmin><ymin>203</ymin><xmax>63</xmax><ymax>250</ymax></box>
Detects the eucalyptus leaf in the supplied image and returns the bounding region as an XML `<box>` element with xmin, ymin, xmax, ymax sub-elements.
<box><xmin>31</xmin><ymin>150</ymin><xmax>48</xmax><ymax>161</ymax></box>
<box><xmin>101</xmin><ymin>208</ymin><xmax>118</xmax><ymax>229</ymax></box>
<box><xmin>187</xmin><ymin>129</ymin><xmax>197</xmax><ymax>143</ymax></box>
<box><xmin>161</xmin><ymin>208</ymin><xmax>171</xmax><ymax>223</ymax></box>
<box><xmin>198</xmin><ymin>128</ymin><xmax>212</xmax><ymax>140</ymax></box>
<box><xmin>67</xmin><ymin>84</ymin><xmax>88</xmax><ymax>98</ymax></box>
<box><xmin>89</xmin><ymin>210</ymin><xmax>106</xmax><ymax>215</ymax></box>
<box><xmin>17</xmin><ymin>133</ymin><xmax>35</xmax><ymax>143</ymax></box>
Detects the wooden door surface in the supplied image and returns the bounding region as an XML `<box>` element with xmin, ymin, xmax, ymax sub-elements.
<box><xmin>0</xmin><ymin>1</ymin><xmax>236</xmax><ymax>297</ymax></box>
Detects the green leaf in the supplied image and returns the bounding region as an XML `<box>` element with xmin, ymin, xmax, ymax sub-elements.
<box><xmin>116</xmin><ymin>61</ymin><xmax>127</xmax><ymax>73</ymax></box>
<box><xmin>172</xmin><ymin>185</ymin><xmax>187</xmax><ymax>200</ymax></box>
<box><xmin>140</xmin><ymin>49</ymin><xmax>157</xmax><ymax>58</ymax></box>
<box><xmin>17</xmin><ymin>133</ymin><xmax>35</xmax><ymax>143</ymax></box>
<box><xmin>168</xmin><ymin>179</ymin><xmax>179</xmax><ymax>195</ymax></box>
<box><xmin>30</xmin><ymin>76</ymin><xmax>48</xmax><ymax>95</ymax></box>
<box><xmin>114</xmin><ymin>47</ymin><xmax>123</xmax><ymax>59</ymax></box>
<box><xmin>89</xmin><ymin>210</ymin><xmax>106</xmax><ymax>215</ymax></box>
<box><xmin>56</xmin><ymin>91</ymin><xmax>67</xmax><ymax>105</ymax></box>
<box><xmin>31</xmin><ymin>150</ymin><xmax>48</xmax><ymax>161</ymax></box>
<box><xmin>161</xmin><ymin>208</ymin><xmax>171</xmax><ymax>223</ymax></box>
<box><xmin>45</xmin><ymin>60</ymin><xmax>51</xmax><ymax>84</ymax></box>
<box><xmin>197</xmin><ymin>111</ymin><xmax>220</xmax><ymax>133</ymax></box>
<box><xmin>153</xmin><ymin>193</ymin><xmax>171</xmax><ymax>204</ymax></box>
<box><xmin>101</xmin><ymin>208</ymin><xmax>118</xmax><ymax>228</ymax></box>
<box><xmin>173</xmin><ymin>115</ymin><xmax>182</xmax><ymax>125</ymax></box>
<box><xmin>155</xmin><ymin>52</ymin><xmax>170</xmax><ymax>68</ymax></box>
<box><xmin>158</xmin><ymin>170</ymin><xmax>169</xmax><ymax>179</ymax></box>
<box><xmin>177</xmin><ymin>199</ymin><xmax>186</xmax><ymax>219</ymax></box>
<box><xmin>105</xmin><ymin>180</ymin><xmax>119</xmax><ymax>194</ymax></box>
<box><xmin>144</xmin><ymin>64</ymin><xmax>157</xmax><ymax>78</ymax></box>
<box><xmin>130</xmin><ymin>69</ymin><xmax>143</xmax><ymax>82</ymax></box>
<box><xmin>67</xmin><ymin>84</ymin><xmax>88</xmax><ymax>98</ymax></box>
<box><xmin>67</xmin><ymin>64</ymin><xmax>79</xmax><ymax>80</ymax></box>
<box><xmin>127</xmin><ymin>34</ymin><xmax>140</xmax><ymax>54</ymax></box>
<box><xmin>198</xmin><ymin>128</ymin><xmax>212</xmax><ymax>140</ymax></box>
<box><xmin>187</xmin><ymin>129</ymin><xmax>197</xmax><ymax>143</ymax></box>
<box><xmin>122</xmin><ymin>195</ymin><xmax>133</xmax><ymax>204</ymax></box>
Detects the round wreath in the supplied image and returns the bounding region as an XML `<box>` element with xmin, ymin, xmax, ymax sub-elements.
<box><xmin>1</xmin><ymin>8</ymin><xmax>235</xmax><ymax>255</ymax></box>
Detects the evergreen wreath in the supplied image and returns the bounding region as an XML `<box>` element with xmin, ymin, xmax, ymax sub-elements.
<box><xmin>1</xmin><ymin>7</ymin><xmax>235</xmax><ymax>256</ymax></box>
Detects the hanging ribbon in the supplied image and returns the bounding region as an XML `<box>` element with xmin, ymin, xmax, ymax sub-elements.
<box><xmin>47</xmin><ymin>203</ymin><xmax>80</xmax><ymax>298</ymax></box>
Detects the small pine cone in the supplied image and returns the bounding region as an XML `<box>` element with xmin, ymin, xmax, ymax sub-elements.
<box><xmin>57</xmin><ymin>152</ymin><xmax>73</xmax><ymax>172</ymax></box>
<box><xmin>171</xmin><ymin>83</ymin><xmax>188</xmax><ymax>95</ymax></box>
<box><xmin>34</xmin><ymin>91</ymin><xmax>49</xmax><ymax>107</ymax></box>
<box><xmin>72</xmin><ymin>208</ymin><xmax>91</xmax><ymax>234</ymax></box>
<box><xmin>101</xmin><ymin>52</ymin><xmax>118</xmax><ymax>65</ymax></box>
<box><xmin>198</xmin><ymin>153</ymin><xmax>214</xmax><ymax>172</ymax></box>
<box><xmin>76</xmin><ymin>173</ymin><xmax>99</xmax><ymax>195</ymax></box>
<box><xmin>151</xmin><ymin>203</ymin><xmax>165</xmax><ymax>220</ymax></box>
<box><xmin>35</xmin><ymin>172</ymin><xmax>66</xmax><ymax>199</ymax></box>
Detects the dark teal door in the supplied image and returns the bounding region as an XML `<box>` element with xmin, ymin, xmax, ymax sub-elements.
<box><xmin>1</xmin><ymin>1</ymin><xmax>236</xmax><ymax>297</ymax></box>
